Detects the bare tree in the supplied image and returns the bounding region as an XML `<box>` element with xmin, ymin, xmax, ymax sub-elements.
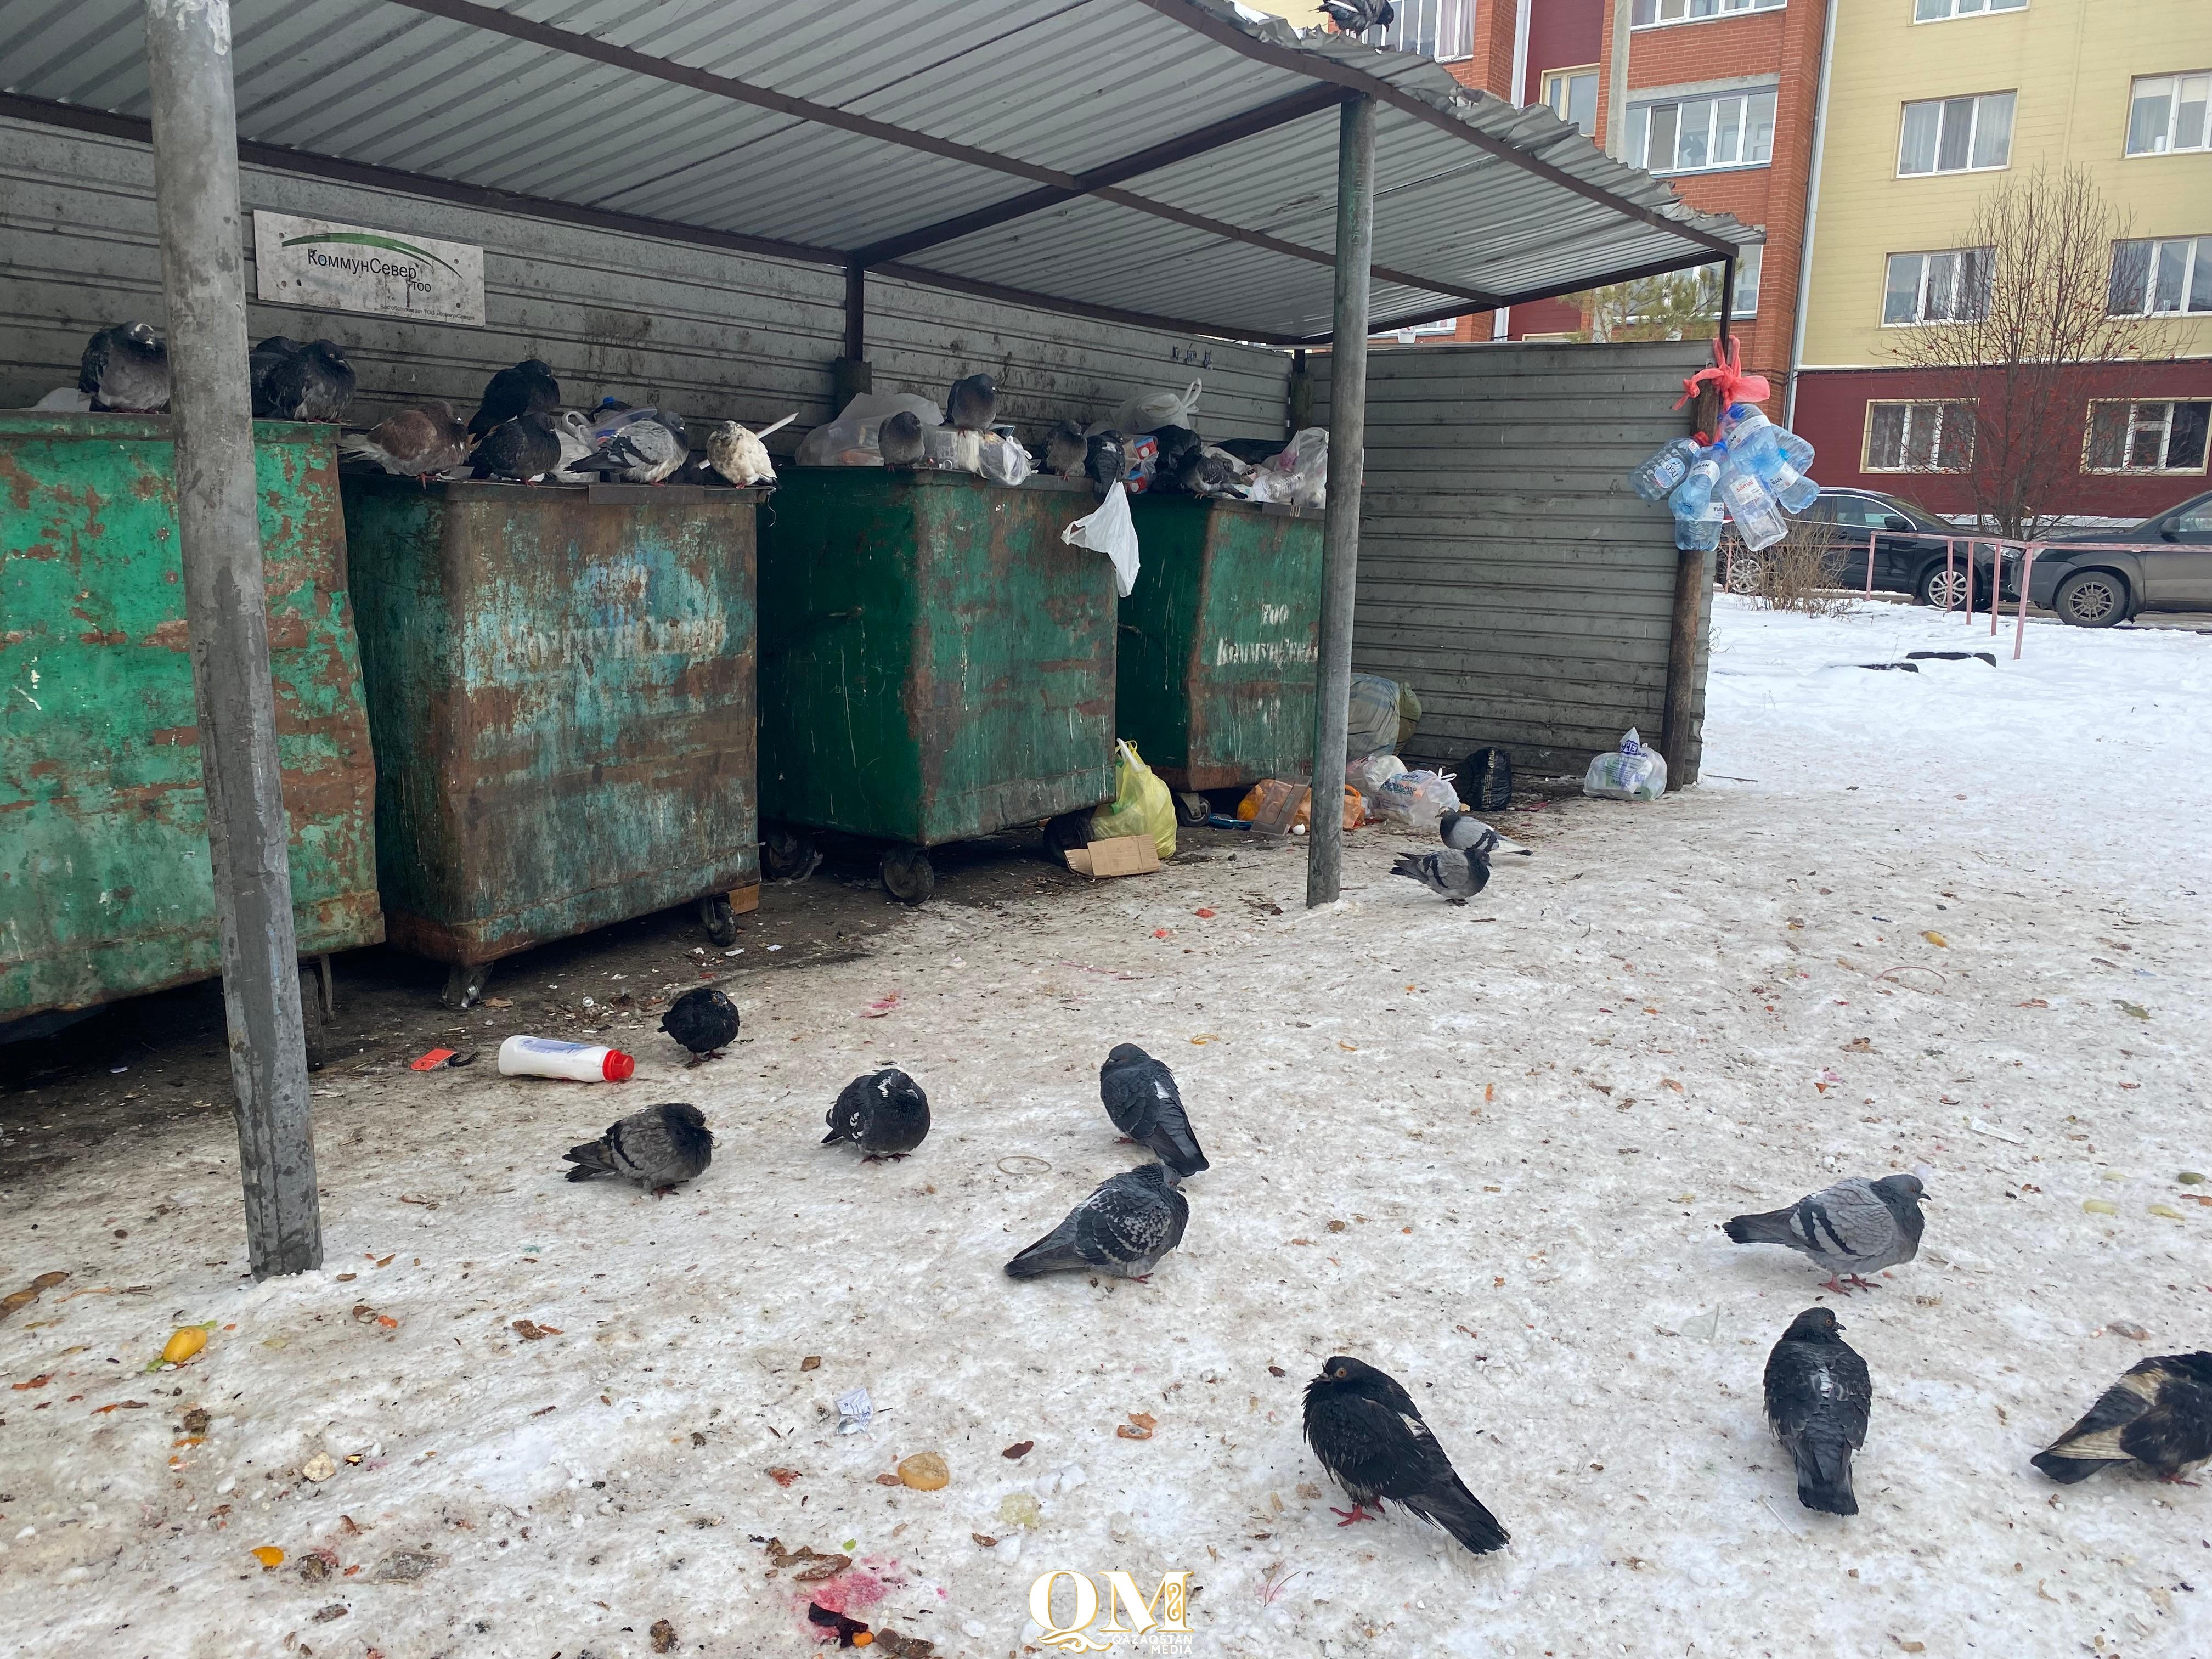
<box><xmin>1883</xmin><ymin>165</ymin><xmax>2174</xmax><ymax>540</ymax></box>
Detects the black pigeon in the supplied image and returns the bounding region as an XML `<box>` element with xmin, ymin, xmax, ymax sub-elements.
<box><xmin>1043</xmin><ymin>419</ymin><xmax>1088</xmax><ymax>477</ymax></box>
<box><xmin>946</xmin><ymin>373</ymin><xmax>996</xmax><ymax>431</ymax></box>
<box><xmin>1212</xmin><ymin>436</ymin><xmax>1292</xmax><ymax>466</ymax></box>
<box><xmin>2032</xmin><ymin>1352</ymin><xmax>2212</xmax><ymax>1483</ymax></box>
<box><xmin>562</xmin><ymin>1102</ymin><xmax>713</xmax><ymax>1192</ymax></box>
<box><xmin>249</xmin><ymin>335</ymin><xmax>306</xmax><ymax>410</ymax></box>
<box><xmin>1724</xmin><ymin>1174</ymin><xmax>1927</xmax><ymax>1294</ymax></box>
<box><xmin>878</xmin><ymin>410</ymin><xmax>926</xmax><ymax>466</ymax></box>
<box><xmin>1321</xmin><ymin>0</ymin><xmax>1396</xmax><ymax>33</ymax></box>
<box><xmin>1098</xmin><ymin>1043</ymin><xmax>1208</xmax><ymax>1177</ymax></box>
<box><xmin>470</xmin><ymin>411</ymin><xmax>564</xmax><ymax>481</ymax></box>
<box><xmin>1151</xmin><ymin>424</ymin><xmax>1202</xmax><ymax>474</ymax></box>
<box><xmin>1084</xmin><ymin>431</ymin><xmax>1126</xmax><ymax>497</ymax></box>
<box><xmin>1302</xmin><ymin>1356</ymin><xmax>1509</xmax><ymax>1553</ymax></box>
<box><xmin>469</xmin><ymin>357</ymin><xmax>561</xmax><ymax>438</ymax></box>
<box><xmin>1763</xmin><ymin>1306</ymin><xmax>1872</xmax><ymax>1515</ymax></box>
<box><xmin>658</xmin><ymin>986</ymin><xmax>740</xmax><ymax>1062</ymax></box>
<box><xmin>256</xmin><ymin>339</ymin><xmax>356</xmax><ymax>422</ymax></box>
<box><xmin>822</xmin><ymin>1067</ymin><xmax>932</xmax><ymax>1159</ymax></box>
<box><xmin>1005</xmin><ymin>1162</ymin><xmax>1187</xmax><ymax>1281</ymax></box>
<box><xmin>78</xmin><ymin>321</ymin><xmax>170</xmax><ymax>412</ymax></box>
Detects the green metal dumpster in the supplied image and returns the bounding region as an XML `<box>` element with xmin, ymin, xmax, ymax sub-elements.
<box><xmin>755</xmin><ymin>469</ymin><xmax>1116</xmax><ymax>902</ymax></box>
<box><xmin>342</xmin><ymin>477</ymin><xmax>763</xmax><ymax>1007</ymax></box>
<box><xmin>0</xmin><ymin>413</ymin><xmax>382</xmax><ymax>1028</ymax></box>
<box><xmin>1117</xmin><ymin>494</ymin><xmax>1324</xmax><ymax>804</ymax></box>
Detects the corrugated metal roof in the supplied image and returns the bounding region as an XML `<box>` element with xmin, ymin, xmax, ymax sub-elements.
<box><xmin>0</xmin><ymin>0</ymin><xmax>1759</xmax><ymax>343</ymax></box>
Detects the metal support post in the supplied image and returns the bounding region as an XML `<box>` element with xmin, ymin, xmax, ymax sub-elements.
<box><xmin>1307</xmin><ymin>94</ymin><xmax>1374</xmax><ymax>909</ymax></box>
<box><xmin>832</xmin><ymin>263</ymin><xmax>872</xmax><ymax>404</ymax></box>
<box><xmin>145</xmin><ymin>0</ymin><xmax>321</xmax><ymax>1278</ymax></box>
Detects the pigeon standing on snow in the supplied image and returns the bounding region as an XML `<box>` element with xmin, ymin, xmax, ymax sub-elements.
<box><xmin>470</xmin><ymin>411</ymin><xmax>563</xmax><ymax>481</ymax></box>
<box><xmin>2032</xmin><ymin>1352</ymin><xmax>2212</xmax><ymax>1483</ymax></box>
<box><xmin>946</xmin><ymin>373</ymin><xmax>996</xmax><ymax>431</ymax></box>
<box><xmin>256</xmin><ymin>339</ymin><xmax>357</xmax><ymax>422</ymax></box>
<box><xmin>878</xmin><ymin>410</ymin><xmax>926</xmax><ymax>466</ymax></box>
<box><xmin>1005</xmin><ymin>1162</ymin><xmax>1187</xmax><ymax>1281</ymax></box>
<box><xmin>658</xmin><ymin>986</ymin><xmax>740</xmax><ymax>1062</ymax></box>
<box><xmin>1439</xmin><ymin>812</ymin><xmax>1531</xmax><ymax>857</ymax></box>
<box><xmin>572</xmin><ymin>412</ymin><xmax>689</xmax><ymax>483</ymax></box>
<box><xmin>1390</xmin><ymin>846</ymin><xmax>1490</xmax><ymax>905</ymax></box>
<box><xmin>1723</xmin><ymin>1174</ymin><xmax>1928</xmax><ymax>1295</ymax></box>
<box><xmin>78</xmin><ymin>322</ymin><xmax>170</xmax><ymax>412</ymax></box>
<box><xmin>469</xmin><ymin>357</ymin><xmax>560</xmax><ymax>438</ymax></box>
<box><xmin>1763</xmin><ymin>1306</ymin><xmax>1872</xmax><ymax>1515</ymax></box>
<box><xmin>1045</xmin><ymin>419</ymin><xmax>1088</xmax><ymax>477</ymax></box>
<box><xmin>1099</xmin><ymin>1043</ymin><xmax>1209</xmax><ymax>1177</ymax></box>
<box><xmin>563</xmin><ymin>1102</ymin><xmax>714</xmax><ymax>1192</ymax></box>
<box><xmin>1301</xmin><ymin>1356</ymin><xmax>1509</xmax><ymax>1553</ymax></box>
<box><xmin>822</xmin><ymin>1067</ymin><xmax>932</xmax><ymax>1160</ymax></box>
<box><xmin>338</xmin><ymin>400</ymin><xmax>473</xmax><ymax>480</ymax></box>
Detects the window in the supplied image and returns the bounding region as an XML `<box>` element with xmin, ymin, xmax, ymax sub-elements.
<box><xmin>1356</xmin><ymin>0</ymin><xmax>1474</xmax><ymax>61</ymax></box>
<box><xmin>2084</xmin><ymin>400</ymin><xmax>2210</xmax><ymax>473</ymax></box>
<box><xmin>1827</xmin><ymin>494</ymin><xmax>1916</xmax><ymax>529</ymax></box>
<box><xmin>1626</xmin><ymin>89</ymin><xmax>1778</xmax><ymax>173</ymax></box>
<box><xmin>1897</xmin><ymin>92</ymin><xmax>2015</xmax><ymax>176</ymax></box>
<box><xmin>1389</xmin><ymin>318</ymin><xmax>1462</xmax><ymax>343</ymax></box>
<box><xmin>1882</xmin><ymin>249</ymin><xmax>1992</xmax><ymax>324</ymax></box>
<box><xmin>1729</xmin><ymin>244</ymin><xmax>1764</xmax><ymax>315</ymax></box>
<box><xmin>1914</xmin><ymin>0</ymin><xmax>2025</xmax><ymax>19</ymax></box>
<box><xmin>1632</xmin><ymin>0</ymin><xmax>1784</xmax><ymax>26</ymax></box>
<box><xmin>2108</xmin><ymin>237</ymin><xmax>2212</xmax><ymax>315</ymax></box>
<box><xmin>1865</xmin><ymin>401</ymin><xmax>1976</xmax><ymax>472</ymax></box>
<box><xmin>1544</xmin><ymin>67</ymin><xmax>1600</xmax><ymax>136</ymax></box>
<box><xmin>2126</xmin><ymin>74</ymin><xmax>2211</xmax><ymax>156</ymax></box>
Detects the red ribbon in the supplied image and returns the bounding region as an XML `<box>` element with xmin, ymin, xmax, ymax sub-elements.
<box><xmin>1673</xmin><ymin>335</ymin><xmax>1771</xmax><ymax>416</ymax></box>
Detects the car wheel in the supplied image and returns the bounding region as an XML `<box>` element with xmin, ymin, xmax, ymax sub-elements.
<box><xmin>1723</xmin><ymin>552</ymin><xmax>1762</xmax><ymax>594</ymax></box>
<box><xmin>2053</xmin><ymin>569</ymin><xmax>2127</xmax><ymax>628</ymax></box>
<box><xmin>1916</xmin><ymin>562</ymin><xmax>1976</xmax><ymax>610</ymax></box>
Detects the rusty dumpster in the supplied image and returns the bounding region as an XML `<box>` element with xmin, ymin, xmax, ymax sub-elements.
<box><xmin>0</xmin><ymin>413</ymin><xmax>381</xmax><ymax>1029</ymax></box>
<box><xmin>341</xmin><ymin>477</ymin><xmax>762</xmax><ymax>1007</ymax></box>
<box><xmin>755</xmin><ymin>468</ymin><xmax>1116</xmax><ymax>902</ymax></box>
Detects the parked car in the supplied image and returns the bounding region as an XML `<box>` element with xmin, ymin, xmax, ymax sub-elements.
<box><xmin>2026</xmin><ymin>489</ymin><xmax>2212</xmax><ymax>627</ymax></box>
<box><xmin>1722</xmin><ymin>487</ymin><xmax>2001</xmax><ymax>606</ymax></box>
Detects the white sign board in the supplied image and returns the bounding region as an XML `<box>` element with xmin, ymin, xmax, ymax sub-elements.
<box><xmin>252</xmin><ymin>211</ymin><xmax>486</xmax><ymax>326</ymax></box>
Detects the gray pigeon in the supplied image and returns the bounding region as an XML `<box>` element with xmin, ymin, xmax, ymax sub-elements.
<box><xmin>822</xmin><ymin>1067</ymin><xmax>931</xmax><ymax>1159</ymax></box>
<box><xmin>1724</xmin><ymin>1174</ymin><xmax>1928</xmax><ymax>1294</ymax></box>
<box><xmin>256</xmin><ymin>339</ymin><xmax>356</xmax><ymax>422</ymax></box>
<box><xmin>878</xmin><ymin>410</ymin><xmax>926</xmax><ymax>466</ymax></box>
<box><xmin>249</xmin><ymin>335</ymin><xmax>306</xmax><ymax>410</ymax></box>
<box><xmin>1084</xmin><ymin>432</ymin><xmax>1125</xmax><ymax>496</ymax></box>
<box><xmin>1390</xmin><ymin>847</ymin><xmax>1489</xmax><ymax>905</ymax></box>
<box><xmin>573</xmin><ymin>412</ymin><xmax>689</xmax><ymax>483</ymax></box>
<box><xmin>338</xmin><ymin>400</ymin><xmax>473</xmax><ymax>480</ymax></box>
<box><xmin>1005</xmin><ymin>1162</ymin><xmax>1187</xmax><ymax>1282</ymax></box>
<box><xmin>78</xmin><ymin>322</ymin><xmax>170</xmax><ymax>412</ymax></box>
<box><xmin>563</xmin><ymin>1102</ymin><xmax>714</xmax><ymax>1192</ymax></box>
<box><xmin>1764</xmin><ymin>1306</ymin><xmax>1871</xmax><ymax>1515</ymax></box>
<box><xmin>946</xmin><ymin>373</ymin><xmax>996</xmax><ymax>431</ymax></box>
<box><xmin>1173</xmin><ymin>447</ymin><xmax>1245</xmax><ymax>499</ymax></box>
<box><xmin>1044</xmin><ymin>419</ymin><xmax>1088</xmax><ymax>477</ymax></box>
<box><xmin>1099</xmin><ymin>1043</ymin><xmax>1208</xmax><ymax>1177</ymax></box>
<box><xmin>470</xmin><ymin>411</ymin><xmax>563</xmax><ymax>481</ymax></box>
<box><xmin>1439</xmin><ymin>812</ymin><xmax>1531</xmax><ymax>856</ymax></box>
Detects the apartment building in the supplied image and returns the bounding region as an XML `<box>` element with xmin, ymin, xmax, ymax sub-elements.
<box><xmin>1790</xmin><ymin>0</ymin><xmax>2212</xmax><ymax>520</ymax></box>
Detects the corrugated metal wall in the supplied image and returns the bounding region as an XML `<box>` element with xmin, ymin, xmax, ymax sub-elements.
<box><xmin>1317</xmin><ymin>341</ymin><xmax>1714</xmax><ymax>782</ymax></box>
<box><xmin>0</xmin><ymin>118</ymin><xmax>1293</xmax><ymax>442</ymax></box>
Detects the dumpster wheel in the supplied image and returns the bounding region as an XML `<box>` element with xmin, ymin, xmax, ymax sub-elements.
<box><xmin>698</xmin><ymin>893</ymin><xmax>740</xmax><ymax>946</ymax></box>
<box><xmin>443</xmin><ymin>962</ymin><xmax>492</xmax><ymax>1012</ymax></box>
<box><xmin>763</xmin><ymin>826</ymin><xmax>821</xmax><ymax>883</ymax></box>
<box><xmin>881</xmin><ymin>846</ymin><xmax>936</xmax><ymax>905</ymax></box>
<box><xmin>1174</xmin><ymin>791</ymin><xmax>1211</xmax><ymax>827</ymax></box>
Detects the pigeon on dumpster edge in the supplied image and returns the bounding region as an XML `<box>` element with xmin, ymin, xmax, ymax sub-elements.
<box><xmin>337</xmin><ymin>400</ymin><xmax>473</xmax><ymax>481</ymax></box>
<box><xmin>469</xmin><ymin>357</ymin><xmax>561</xmax><ymax>438</ymax></box>
<box><xmin>822</xmin><ymin>1068</ymin><xmax>932</xmax><ymax>1160</ymax></box>
<box><xmin>563</xmin><ymin>1103</ymin><xmax>714</xmax><ymax>1193</ymax></box>
<box><xmin>78</xmin><ymin>322</ymin><xmax>170</xmax><ymax>413</ymax></box>
<box><xmin>946</xmin><ymin>373</ymin><xmax>996</xmax><ymax>431</ymax></box>
<box><xmin>706</xmin><ymin>416</ymin><xmax>787</xmax><ymax>487</ymax></box>
<box><xmin>1044</xmin><ymin>420</ymin><xmax>1088</xmax><ymax>478</ymax></box>
<box><xmin>256</xmin><ymin>339</ymin><xmax>357</xmax><ymax>422</ymax></box>
<box><xmin>470</xmin><ymin>411</ymin><xmax>564</xmax><ymax>481</ymax></box>
<box><xmin>1301</xmin><ymin>1356</ymin><xmax>1508</xmax><ymax>1553</ymax></box>
<box><xmin>1005</xmin><ymin>1162</ymin><xmax>1187</xmax><ymax>1281</ymax></box>
<box><xmin>878</xmin><ymin>411</ymin><xmax>927</xmax><ymax>467</ymax></box>
<box><xmin>1723</xmin><ymin>1174</ymin><xmax>1927</xmax><ymax>1295</ymax></box>
<box><xmin>1763</xmin><ymin>1306</ymin><xmax>1872</xmax><ymax>1515</ymax></box>
<box><xmin>1099</xmin><ymin>1043</ymin><xmax>1209</xmax><ymax>1177</ymax></box>
<box><xmin>572</xmin><ymin>412</ymin><xmax>689</xmax><ymax>483</ymax></box>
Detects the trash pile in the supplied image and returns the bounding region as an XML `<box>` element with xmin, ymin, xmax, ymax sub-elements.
<box><xmin>1632</xmin><ymin>400</ymin><xmax>1819</xmax><ymax>556</ymax></box>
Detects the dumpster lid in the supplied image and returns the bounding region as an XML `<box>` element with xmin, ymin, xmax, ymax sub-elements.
<box><xmin>0</xmin><ymin>0</ymin><xmax>1757</xmax><ymax>345</ymax></box>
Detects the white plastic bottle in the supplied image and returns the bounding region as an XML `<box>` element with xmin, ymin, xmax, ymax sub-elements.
<box><xmin>497</xmin><ymin>1035</ymin><xmax>636</xmax><ymax>1082</ymax></box>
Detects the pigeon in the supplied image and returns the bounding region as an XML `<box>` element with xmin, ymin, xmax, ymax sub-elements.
<box><xmin>77</xmin><ymin>322</ymin><xmax>170</xmax><ymax>412</ymax></box>
<box><xmin>1098</xmin><ymin>1043</ymin><xmax>1209</xmax><ymax>1177</ymax></box>
<box><xmin>821</xmin><ymin>1067</ymin><xmax>932</xmax><ymax>1160</ymax></box>
<box><xmin>255</xmin><ymin>339</ymin><xmax>356</xmax><ymax>422</ymax></box>
<box><xmin>337</xmin><ymin>400</ymin><xmax>473</xmax><ymax>480</ymax></box>
<box><xmin>1321</xmin><ymin>0</ymin><xmax>1396</xmax><ymax>32</ymax></box>
<box><xmin>1390</xmin><ymin>847</ymin><xmax>1489</xmax><ymax>905</ymax></box>
<box><xmin>1044</xmin><ymin>419</ymin><xmax>1088</xmax><ymax>477</ymax></box>
<box><xmin>470</xmin><ymin>411</ymin><xmax>564</xmax><ymax>481</ymax></box>
<box><xmin>2032</xmin><ymin>1352</ymin><xmax>2212</xmax><ymax>1484</ymax></box>
<box><xmin>878</xmin><ymin>410</ymin><xmax>927</xmax><ymax>467</ymax></box>
<box><xmin>249</xmin><ymin>335</ymin><xmax>306</xmax><ymax>410</ymax></box>
<box><xmin>1173</xmin><ymin>446</ymin><xmax>1246</xmax><ymax>499</ymax></box>
<box><xmin>1084</xmin><ymin>431</ymin><xmax>1126</xmax><ymax>497</ymax></box>
<box><xmin>469</xmin><ymin>357</ymin><xmax>560</xmax><ymax>438</ymax></box>
<box><xmin>1150</xmin><ymin>424</ymin><xmax>1202</xmax><ymax>474</ymax></box>
<box><xmin>562</xmin><ymin>1102</ymin><xmax>714</xmax><ymax>1192</ymax></box>
<box><xmin>1213</xmin><ymin>436</ymin><xmax>1294</xmax><ymax>465</ymax></box>
<box><xmin>1301</xmin><ymin>1356</ymin><xmax>1509</xmax><ymax>1553</ymax></box>
<box><xmin>572</xmin><ymin>412</ymin><xmax>689</xmax><ymax>483</ymax></box>
<box><xmin>1723</xmin><ymin>1174</ymin><xmax>1928</xmax><ymax>1295</ymax></box>
<box><xmin>658</xmin><ymin>985</ymin><xmax>740</xmax><ymax>1062</ymax></box>
<box><xmin>946</xmin><ymin>373</ymin><xmax>996</xmax><ymax>431</ymax></box>
<box><xmin>1763</xmin><ymin>1306</ymin><xmax>1871</xmax><ymax>1515</ymax></box>
<box><xmin>706</xmin><ymin>414</ymin><xmax>792</xmax><ymax>487</ymax></box>
<box><xmin>1439</xmin><ymin>812</ymin><xmax>1531</xmax><ymax>857</ymax></box>
<box><xmin>1005</xmin><ymin>1161</ymin><xmax>1187</xmax><ymax>1281</ymax></box>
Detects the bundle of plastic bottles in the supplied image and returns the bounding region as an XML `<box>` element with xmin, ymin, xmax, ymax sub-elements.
<box><xmin>1627</xmin><ymin>403</ymin><xmax>1819</xmax><ymax>554</ymax></box>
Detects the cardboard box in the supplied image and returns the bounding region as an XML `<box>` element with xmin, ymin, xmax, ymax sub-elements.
<box><xmin>1064</xmin><ymin>834</ymin><xmax>1162</xmax><ymax>879</ymax></box>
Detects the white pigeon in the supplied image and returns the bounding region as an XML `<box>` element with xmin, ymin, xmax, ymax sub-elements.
<box><xmin>706</xmin><ymin>413</ymin><xmax>793</xmax><ymax>487</ymax></box>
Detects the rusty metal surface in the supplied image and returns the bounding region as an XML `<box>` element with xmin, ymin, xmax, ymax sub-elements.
<box><xmin>757</xmin><ymin>469</ymin><xmax>1116</xmax><ymax>846</ymax></box>
<box><xmin>341</xmin><ymin>476</ymin><xmax>760</xmax><ymax>966</ymax></box>
<box><xmin>1117</xmin><ymin>495</ymin><xmax>1323</xmax><ymax>793</ymax></box>
<box><xmin>0</xmin><ymin>413</ymin><xmax>381</xmax><ymax>1019</ymax></box>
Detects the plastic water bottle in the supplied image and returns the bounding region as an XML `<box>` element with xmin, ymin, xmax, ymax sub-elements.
<box><xmin>1779</xmin><ymin>428</ymin><xmax>1815</xmax><ymax>472</ymax></box>
<box><xmin>1723</xmin><ymin>406</ymin><xmax>1820</xmax><ymax>515</ymax></box>
<box><xmin>1718</xmin><ymin>453</ymin><xmax>1789</xmax><ymax>550</ymax></box>
<box><xmin>1629</xmin><ymin>436</ymin><xmax>1702</xmax><ymax>504</ymax></box>
<box><xmin>1668</xmin><ymin>450</ymin><xmax>1724</xmax><ymax>552</ymax></box>
<box><xmin>497</xmin><ymin>1035</ymin><xmax>636</xmax><ymax>1082</ymax></box>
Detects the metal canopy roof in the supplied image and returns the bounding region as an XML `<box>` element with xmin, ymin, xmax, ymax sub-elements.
<box><xmin>0</xmin><ymin>0</ymin><xmax>1760</xmax><ymax>345</ymax></box>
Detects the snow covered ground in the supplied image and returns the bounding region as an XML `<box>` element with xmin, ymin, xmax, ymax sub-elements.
<box><xmin>3</xmin><ymin>597</ymin><xmax>2210</xmax><ymax>1659</ymax></box>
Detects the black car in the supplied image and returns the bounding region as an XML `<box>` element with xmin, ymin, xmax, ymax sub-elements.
<box><xmin>1723</xmin><ymin>487</ymin><xmax>1999</xmax><ymax>606</ymax></box>
<box><xmin>2026</xmin><ymin>489</ymin><xmax>2212</xmax><ymax>627</ymax></box>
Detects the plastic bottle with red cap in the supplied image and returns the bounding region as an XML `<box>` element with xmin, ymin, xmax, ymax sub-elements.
<box><xmin>496</xmin><ymin>1035</ymin><xmax>635</xmax><ymax>1082</ymax></box>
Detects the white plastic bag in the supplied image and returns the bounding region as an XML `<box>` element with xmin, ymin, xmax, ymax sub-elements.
<box><xmin>1108</xmin><ymin>378</ymin><xmax>1202</xmax><ymax>436</ymax></box>
<box><xmin>1583</xmin><ymin>727</ymin><xmax>1668</xmax><ymax>802</ymax></box>
<box><xmin>1346</xmin><ymin>752</ymin><xmax>1406</xmax><ymax>797</ymax></box>
<box><xmin>1064</xmin><ymin>481</ymin><xmax>1141</xmax><ymax>597</ymax></box>
<box><xmin>794</xmin><ymin>392</ymin><xmax>945</xmax><ymax>466</ymax></box>
<box><xmin>978</xmin><ymin>431</ymin><xmax>1031</xmax><ymax>486</ymax></box>
<box><xmin>1373</xmin><ymin>769</ymin><xmax>1460</xmax><ymax>830</ymax></box>
<box><xmin>1248</xmin><ymin>427</ymin><xmax>1328</xmax><ymax>509</ymax></box>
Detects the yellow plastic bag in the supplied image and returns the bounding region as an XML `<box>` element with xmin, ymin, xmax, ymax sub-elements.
<box><xmin>1089</xmin><ymin>740</ymin><xmax>1176</xmax><ymax>861</ymax></box>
